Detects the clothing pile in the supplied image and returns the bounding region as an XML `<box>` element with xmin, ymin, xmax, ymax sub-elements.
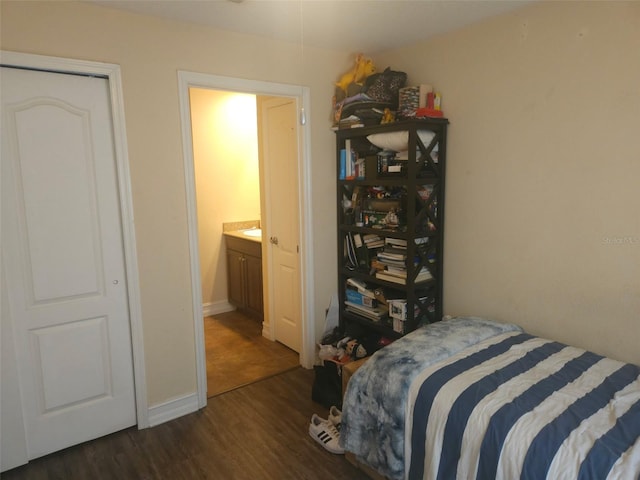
<box><xmin>333</xmin><ymin>67</ymin><xmax>408</xmax><ymax>128</ymax></box>
<box><xmin>308</xmin><ymin>406</ymin><xmax>344</xmax><ymax>454</ymax></box>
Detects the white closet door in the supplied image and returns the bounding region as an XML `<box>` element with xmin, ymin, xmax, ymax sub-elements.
<box><xmin>1</xmin><ymin>66</ymin><xmax>136</xmax><ymax>463</ymax></box>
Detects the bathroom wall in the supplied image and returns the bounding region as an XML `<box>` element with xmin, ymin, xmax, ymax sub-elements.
<box><xmin>190</xmin><ymin>88</ymin><xmax>261</xmax><ymax>313</ymax></box>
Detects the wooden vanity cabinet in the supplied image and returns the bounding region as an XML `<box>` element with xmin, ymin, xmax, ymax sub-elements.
<box><xmin>226</xmin><ymin>236</ymin><xmax>263</xmax><ymax>320</ymax></box>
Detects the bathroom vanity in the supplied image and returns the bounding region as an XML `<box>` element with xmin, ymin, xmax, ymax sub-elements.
<box><xmin>224</xmin><ymin>230</ymin><xmax>263</xmax><ymax>320</ymax></box>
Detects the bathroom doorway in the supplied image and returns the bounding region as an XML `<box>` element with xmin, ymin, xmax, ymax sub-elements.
<box><xmin>189</xmin><ymin>88</ymin><xmax>299</xmax><ymax>398</ymax></box>
<box><xmin>189</xmin><ymin>87</ymin><xmax>299</xmax><ymax>396</ymax></box>
<box><xmin>204</xmin><ymin>311</ymin><xmax>298</xmax><ymax>397</ymax></box>
<box><xmin>178</xmin><ymin>71</ymin><xmax>315</xmax><ymax>407</ymax></box>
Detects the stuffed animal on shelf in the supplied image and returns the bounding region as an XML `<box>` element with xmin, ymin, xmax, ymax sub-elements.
<box><xmin>344</xmin><ymin>338</ymin><xmax>367</xmax><ymax>360</ymax></box>
<box><xmin>381</xmin><ymin>108</ymin><xmax>395</xmax><ymax>124</ymax></box>
<box><xmin>331</xmin><ymin>336</ymin><xmax>367</xmax><ymax>363</ymax></box>
<box><xmin>335</xmin><ymin>53</ymin><xmax>376</xmax><ymax>96</ymax></box>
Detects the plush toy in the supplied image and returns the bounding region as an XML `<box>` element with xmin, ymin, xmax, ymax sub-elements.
<box><xmin>331</xmin><ymin>336</ymin><xmax>367</xmax><ymax>362</ymax></box>
<box><xmin>381</xmin><ymin>108</ymin><xmax>395</xmax><ymax>124</ymax></box>
<box><xmin>345</xmin><ymin>339</ymin><xmax>367</xmax><ymax>360</ymax></box>
<box><xmin>335</xmin><ymin>53</ymin><xmax>376</xmax><ymax>95</ymax></box>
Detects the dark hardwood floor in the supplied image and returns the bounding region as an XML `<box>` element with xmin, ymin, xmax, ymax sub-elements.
<box><xmin>2</xmin><ymin>368</ymin><xmax>370</xmax><ymax>480</ymax></box>
<box><xmin>205</xmin><ymin>311</ymin><xmax>300</xmax><ymax>397</ymax></box>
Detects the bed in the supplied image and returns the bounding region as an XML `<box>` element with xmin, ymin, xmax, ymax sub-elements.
<box><xmin>341</xmin><ymin>316</ymin><xmax>640</xmax><ymax>480</ymax></box>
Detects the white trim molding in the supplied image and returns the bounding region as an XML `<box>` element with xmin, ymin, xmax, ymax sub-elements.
<box><xmin>147</xmin><ymin>393</ymin><xmax>200</xmax><ymax>428</ymax></box>
<box><xmin>203</xmin><ymin>301</ymin><xmax>236</xmax><ymax>317</ymax></box>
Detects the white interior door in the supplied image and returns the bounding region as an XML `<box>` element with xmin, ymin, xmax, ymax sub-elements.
<box><xmin>1</xmin><ymin>66</ymin><xmax>136</xmax><ymax>463</ymax></box>
<box><xmin>261</xmin><ymin>97</ymin><xmax>301</xmax><ymax>352</ymax></box>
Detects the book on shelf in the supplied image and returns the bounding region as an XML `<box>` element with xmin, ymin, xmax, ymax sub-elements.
<box><xmin>354</xmin><ymin>156</ymin><xmax>366</xmax><ymax>179</ymax></box>
<box><xmin>345</xmin><ymin>233</ymin><xmax>358</xmax><ymax>269</ymax></box>
<box><xmin>339</xmin><ymin>149</ymin><xmax>347</xmax><ymax>180</ymax></box>
<box><xmin>383</xmin><ymin>237</ymin><xmax>430</xmax><ymax>248</ymax></box>
<box><xmin>338</xmin><ymin>115</ymin><xmax>364</xmax><ymax>129</ymax></box>
<box><xmin>375</xmin><ymin>268</ymin><xmax>433</xmax><ymax>284</ymax></box>
<box><xmin>362</xmin><ymin>233</ymin><xmax>384</xmax><ymax>249</ymax></box>
<box><xmin>385</xmin><ymin>237</ymin><xmax>407</xmax><ymax>248</ymax></box>
<box><xmin>381</xmin><ymin>245</ymin><xmax>407</xmax><ymax>255</ymax></box>
<box><xmin>339</xmin><ymin>139</ymin><xmax>356</xmax><ymax>180</ymax></box>
<box><xmin>346</xmin><ymin>139</ymin><xmax>354</xmax><ymax>179</ymax></box>
<box><xmin>375</xmin><ymin>271</ymin><xmax>406</xmax><ymax>284</ymax></box>
<box><xmin>383</xmin><ymin>265</ymin><xmax>410</xmax><ymax>277</ymax></box>
<box><xmin>345</xmin><ymin>301</ymin><xmax>388</xmax><ymax>321</ymax></box>
<box><xmin>345</xmin><ymin>289</ymin><xmax>378</xmax><ymax>308</ymax></box>
<box><xmin>352</xmin><ymin>233</ymin><xmax>369</xmax><ymax>269</ymax></box>
<box><xmin>346</xmin><ymin>277</ymin><xmax>376</xmax><ymax>298</ymax></box>
<box><xmin>377</xmin><ymin>250</ymin><xmax>406</xmax><ymax>262</ymax></box>
<box><xmin>380</xmin><ymin>265</ymin><xmax>430</xmax><ymax>278</ymax></box>
<box><xmin>375</xmin><ymin>259</ymin><xmax>407</xmax><ymax>271</ymax></box>
<box><xmin>346</xmin><ymin>307</ymin><xmax>378</xmax><ymax>322</ymax></box>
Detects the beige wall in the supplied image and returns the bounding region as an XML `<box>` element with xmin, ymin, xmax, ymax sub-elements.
<box><xmin>2</xmin><ymin>0</ymin><xmax>638</xmax><ymax>414</ymax></box>
<box><xmin>377</xmin><ymin>1</ymin><xmax>640</xmax><ymax>365</ymax></box>
<box><xmin>1</xmin><ymin>0</ymin><xmax>346</xmax><ymax>406</ymax></box>
<box><xmin>190</xmin><ymin>88</ymin><xmax>260</xmax><ymax>309</ymax></box>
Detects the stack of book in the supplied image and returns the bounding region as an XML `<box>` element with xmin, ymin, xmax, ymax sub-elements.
<box><xmin>344</xmin><ymin>278</ymin><xmax>388</xmax><ymax>322</ymax></box>
<box><xmin>337</xmin><ymin>115</ymin><xmax>364</xmax><ymax>129</ymax></box>
<box><xmin>372</xmin><ymin>238</ymin><xmax>433</xmax><ymax>284</ymax></box>
<box><xmin>339</xmin><ymin>139</ymin><xmax>365</xmax><ymax>180</ymax></box>
<box><xmin>362</xmin><ymin>233</ymin><xmax>384</xmax><ymax>249</ymax></box>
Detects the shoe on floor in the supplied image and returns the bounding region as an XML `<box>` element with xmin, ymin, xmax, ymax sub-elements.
<box><xmin>328</xmin><ymin>406</ymin><xmax>342</xmax><ymax>430</ymax></box>
<box><xmin>308</xmin><ymin>413</ymin><xmax>344</xmax><ymax>454</ymax></box>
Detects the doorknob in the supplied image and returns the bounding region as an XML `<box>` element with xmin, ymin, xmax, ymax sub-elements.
<box><xmin>270</xmin><ymin>236</ymin><xmax>279</xmax><ymax>245</ymax></box>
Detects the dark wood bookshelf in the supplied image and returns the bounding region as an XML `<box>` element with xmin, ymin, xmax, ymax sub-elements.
<box><xmin>336</xmin><ymin>118</ymin><xmax>448</xmax><ymax>339</ymax></box>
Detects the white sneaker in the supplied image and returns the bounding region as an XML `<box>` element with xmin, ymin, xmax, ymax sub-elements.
<box><xmin>308</xmin><ymin>413</ymin><xmax>344</xmax><ymax>454</ymax></box>
<box><xmin>328</xmin><ymin>406</ymin><xmax>342</xmax><ymax>430</ymax></box>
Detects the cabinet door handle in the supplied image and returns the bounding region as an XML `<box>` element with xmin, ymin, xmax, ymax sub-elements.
<box><xmin>270</xmin><ymin>236</ymin><xmax>279</xmax><ymax>245</ymax></box>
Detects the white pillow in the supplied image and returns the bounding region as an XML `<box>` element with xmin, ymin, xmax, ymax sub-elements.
<box><xmin>367</xmin><ymin>130</ymin><xmax>436</xmax><ymax>152</ymax></box>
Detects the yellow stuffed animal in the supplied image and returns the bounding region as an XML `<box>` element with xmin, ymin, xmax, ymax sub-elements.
<box><xmin>335</xmin><ymin>53</ymin><xmax>376</xmax><ymax>95</ymax></box>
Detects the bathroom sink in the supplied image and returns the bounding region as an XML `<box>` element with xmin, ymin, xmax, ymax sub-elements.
<box><xmin>243</xmin><ymin>229</ymin><xmax>262</xmax><ymax>238</ymax></box>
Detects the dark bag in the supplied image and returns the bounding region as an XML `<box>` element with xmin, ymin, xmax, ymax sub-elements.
<box><xmin>364</xmin><ymin>67</ymin><xmax>408</xmax><ymax>107</ymax></box>
<box><xmin>311</xmin><ymin>362</ymin><xmax>342</xmax><ymax>409</ymax></box>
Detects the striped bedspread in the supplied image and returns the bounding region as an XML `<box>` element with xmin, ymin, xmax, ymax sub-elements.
<box><xmin>406</xmin><ymin>332</ymin><xmax>640</xmax><ymax>480</ymax></box>
<box><xmin>342</xmin><ymin>317</ymin><xmax>523</xmax><ymax>480</ymax></box>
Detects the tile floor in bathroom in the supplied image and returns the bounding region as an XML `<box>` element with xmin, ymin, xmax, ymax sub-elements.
<box><xmin>204</xmin><ymin>310</ymin><xmax>300</xmax><ymax>397</ymax></box>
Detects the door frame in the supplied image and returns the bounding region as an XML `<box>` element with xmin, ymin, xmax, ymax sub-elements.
<box><xmin>0</xmin><ymin>51</ymin><xmax>149</xmax><ymax>427</ymax></box>
<box><xmin>177</xmin><ymin>71</ymin><xmax>315</xmax><ymax>409</ymax></box>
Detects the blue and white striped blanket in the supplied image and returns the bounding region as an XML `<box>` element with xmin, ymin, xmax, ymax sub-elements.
<box><xmin>341</xmin><ymin>317</ymin><xmax>640</xmax><ymax>480</ymax></box>
<box><xmin>406</xmin><ymin>332</ymin><xmax>640</xmax><ymax>480</ymax></box>
<box><xmin>341</xmin><ymin>317</ymin><xmax>523</xmax><ymax>479</ymax></box>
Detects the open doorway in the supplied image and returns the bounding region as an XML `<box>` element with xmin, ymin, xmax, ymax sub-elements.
<box><xmin>189</xmin><ymin>88</ymin><xmax>299</xmax><ymax>397</ymax></box>
<box><xmin>177</xmin><ymin>71</ymin><xmax>315</xmax><ymax>409</ymax></box>
<box><xmin>204</xmin><ymin>311</ymin><xmax>298</xmax><ymax>396</ymax></box>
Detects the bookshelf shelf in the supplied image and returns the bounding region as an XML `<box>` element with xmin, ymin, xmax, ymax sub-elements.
<box><xmin>336</xmin><ymin>118</ymin><xmax>448</xmax><ymax>339</ymax></box>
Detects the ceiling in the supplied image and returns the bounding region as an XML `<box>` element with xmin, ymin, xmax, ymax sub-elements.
<box><xmin>88</xmin><ymin>0</ymin><xmax>531</xmax><ymax>54</ymax></box>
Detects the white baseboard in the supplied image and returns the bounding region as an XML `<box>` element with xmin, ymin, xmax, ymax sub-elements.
<box><xmin>147</xmin><ymin>392</ymin><xmax>200</xmax><ymax>427</ymax></box>
<box><xmin>262</xmin><ymin>318</ymin><xmax>273</xmax><ymax>340</ymax></box>
<box><xmin>202</xmin><ymin>301</ymin><xmax>235</xmax><ymax>317</ymax></box>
